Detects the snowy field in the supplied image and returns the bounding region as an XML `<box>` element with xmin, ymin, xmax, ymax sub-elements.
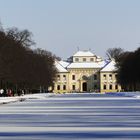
<box><xmin>0</xmin><ymin>92</ymin><xmax>140</xmax><ymax>140</ymax></box>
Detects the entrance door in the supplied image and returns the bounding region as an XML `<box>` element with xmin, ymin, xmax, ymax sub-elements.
<box><xmin>83</xmin><ymin>82</ymin><xmax>87</xmax><ymax>92</ymax></box>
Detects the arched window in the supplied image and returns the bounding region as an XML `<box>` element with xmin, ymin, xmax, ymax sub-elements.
<box><xmin>82</xmin><ymin>75</ymin><xmax>88</xmax><ymax>80</ymax></box>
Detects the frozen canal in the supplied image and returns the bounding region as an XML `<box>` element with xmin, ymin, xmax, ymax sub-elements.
<box><xmin>0</xmin><ymin>93</ymin><xmax>140</xmax><ymax>140</ymax></box>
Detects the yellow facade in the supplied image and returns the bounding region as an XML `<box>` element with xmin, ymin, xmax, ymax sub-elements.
<box><xmin>100</xmin><ymin>72</ymin><xmax>121</xmax><ymax>93</ymax></box>
<box><xmin>53</xmin><ymin>51</ymin><xmax>121</xmax><ymax>93</ymax></box>
<box><xmin>67</xmin><ymin>68</ymin><xmax>100</xmax><ymax>92</ymax></box>
<box><xmin>53</xmin><ymin>72</ymin><xmax>69</xmax><ymax>93</ymax></box>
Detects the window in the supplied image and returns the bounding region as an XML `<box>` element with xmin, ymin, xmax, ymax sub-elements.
<box><xmin>103</xmin><ymin>74</ymin><xmax>106</xmax><ymax>80</ymax></box>
<box><xmin>83</xmin><ymin>58</ymin><xmax>86</xmax><ymax>62</ymax></box>
<box><xmin>94</xmin><ymin>74</ymin><xmax>97</xmax><ymax>80</ymax></box>
<box><xmin>57</xmin><ymin>85</ymin><xmax>60</xmax><ymax>90</ymax></box>
<box><xmin>115</xmin><ymin>74</ymin><xmax>118</xmax><ymax>79</ymax></box>
<box><xmin>63</xmin><ymin>75</ymin><xmax>66</xmax><ymax>80</ymax></box>
<box><xmin>90</xmin><ymin>58</ymin><xmax>94</xmax><ymax>62</ymax></box>
<box><xmin>109</xmin><ymin>74</ymin><xmax>112</xmax><ymax>79</ymax></box>
<box><xmin>75</xmin><ymin>58</ymin><xmax>79</xmax><ymax>62</ymax></box>
<box><xmin>103</xmin><ymin>85</ymin><xmax>106</xmax><ymax>90</ymax></box>
<box><xmin>109</xmin><ymin>85</ymin><xmax>112</xmax><ymax>90</ymax></box>
<box><xmin>57</xmin><ymin>75</ymin><xmax>60</xmax><ymax>80</ymax></box>
<box><xmin>72</xmin><ymin>75</ymin><xmax>75</xmax><ymax>80</ymax></box>
<box><xmin>72</xmin><ymin>85</ymin><xmax>75</xmax><ymax>90</ymax></box>
<box><xmin>63</xmin><ymin>85</ymin><xmax>66</xmax><ymax>90</ymax></box>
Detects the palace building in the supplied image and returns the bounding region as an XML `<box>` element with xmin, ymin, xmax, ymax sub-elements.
<box><xmin>53</xmin><ymin>50</ymin><xmax>121</xmax><ymax>93</ymax></box>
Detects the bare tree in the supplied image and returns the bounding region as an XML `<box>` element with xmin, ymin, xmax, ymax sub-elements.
<box><xmin>6</xmin><ymin>27</ymin><xmax>35</xmax><ymax>47</ymax></box>
<box><xmin>0</xmin><ymin>21</ymin><xmax>4</xmax><ymax>31</ymax></box>
<box><xmin>106</xmin><ymin>48</ymin><xmax>124</xmax><ymax>62</ymax></box>
<box><xmin>0</xmin><ymin>26</ymin><xmax>57</xmax><ymax>93</ymax></box>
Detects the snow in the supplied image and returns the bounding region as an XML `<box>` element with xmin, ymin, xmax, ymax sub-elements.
<box><xmin>101</xmin><ymin>60</ymin><xmax>117</xmax><ymax>72</ymax></box>
<box><xmin>59</xmin><ymin>60</ymin><xmax>70</xmax><ymax>68</ymax></box>
<box><xmin>73</xmin><ymin>50</ymin><xmax>95</xmax><ymax>57</ymax></box>
<box><xmin>56</xmin><ymin>59</ymin><xmax>107</xmax><ymax>70</ymax></box>
<box><xmin>0</xmin><ymin>92</ymin><xmax>139</xmax><ymax>105</ymax></box>
<box><xmin>0</xmin><ymin>97</ymin><xmax>25</xmax><ymax>104</ymax></box>
<box><xmin>97</xmin><ymin>56</ymin><xmax>101</xmax><ymax>59</ymax></box>
<box><xmin>0</xmin><ymin>92</ymin><xmax>140</xmax><ymax>140</ymax></box>
<box><xmin>55</xmin><ymin>61</ymin><xmax>68</xmax><ymax>72</ymax></box>
<box><xmin>0</xmin><ymin>93</ymin><xmax>55</xmax><ymax>104</ymax></box>
<box><xmin>67</xmin><ymin>61</ymin><xmax>107</xmax><ymax>69</ymax></box>
<box><xmin>23</xmin><ymin>93</ymin><xmax>56</xmax><ymax>99</ymax></box>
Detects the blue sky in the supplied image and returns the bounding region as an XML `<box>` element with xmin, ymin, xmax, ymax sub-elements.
<box><xmin>0</xmin><ymin>0</ymin><xmax>140</xmax><ymax>59</ymax></box>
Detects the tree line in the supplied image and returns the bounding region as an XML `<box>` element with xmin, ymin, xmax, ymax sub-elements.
<box><xmin>0</xmin><ymin>25</ymin><xmax>58</xmax><ymax>94</ymax></box>
<box><xmin>106</xmin><ymin>47</ymin><xmax>140</xmax><ymax>91</ymax></box>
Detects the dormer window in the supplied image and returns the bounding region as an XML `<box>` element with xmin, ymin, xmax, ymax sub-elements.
<box><xmin>75</xmin><ymin>58</ymin><xmax>79</xmax><ymax>62</ymax></box>
<box><xmin>90</xmin><ymin>58</ymin><xmax>94</xmax><ymax>62</ymax></box>
<box><xmin>83</xmin><ymin>58</ymin><xmax>86</xmax><ymax>62</ymax></box>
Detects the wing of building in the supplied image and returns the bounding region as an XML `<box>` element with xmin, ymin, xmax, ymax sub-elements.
<box><xmin>53</xmin><ymin>50</ymin><xmax>121</xmax><ymax>93</ymax></box>
<box><xmin>100</xmin><ymin>60</ymin><xmax>121</xmax><ymax>93</ymax></box>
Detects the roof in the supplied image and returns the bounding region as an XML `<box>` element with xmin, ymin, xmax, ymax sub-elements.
<box><xmin>59</xmin><ymin>60</ymin><xmax>70</xmax><ymax>68</ymax></box>
<box><xmin>73</xmin><ymin>50</ymin><xmax>95</xmax><ymax>57</ymax></box>
<box><xmin>101</xmin><ymin>60</ymin><xmax>117</xmax><ymax>72</ymax></box>
<box><xmin>55</xmin><ymin>61</ymin><xmax>68</xmax><ymax>73</ymax></box>
<box><xmin>67</xmin><ymin>61</ymin><xmax>107</xmax><ymax>69</ymax></box>
<box><xmin>97</xmin><ymin>56</ymin><xmax>102</xmax><ymax>59</ymax></box>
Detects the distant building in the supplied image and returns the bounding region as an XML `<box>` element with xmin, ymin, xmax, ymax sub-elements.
<box><xmin>53</xmin><ymin>50</ymin><xmax>121</xmax><ymax>93</ymax></box>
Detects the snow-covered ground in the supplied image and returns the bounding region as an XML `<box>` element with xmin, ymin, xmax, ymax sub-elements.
<box><xmin>0</xmin><ymin>92</ymin><xmax>140</xmax><ymax>140</ymax></box>
<box><xmin>0</xmin><ymin>97</ymin><xmax>25</xmax><ymax>104</ymax></box>
<box><xmin>0</xmin><ymin>93</ymin><xmax>55</xmax><ymax>104</ymax></box>
<box><xmin>1</xmin><ymin>92</ymin><xmax>140</xmax><ymax>104</ymax></box>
